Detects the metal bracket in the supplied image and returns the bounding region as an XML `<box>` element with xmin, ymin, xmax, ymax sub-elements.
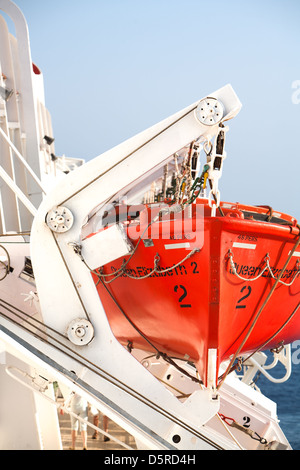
<box><xmin>241</xmin><ymin>345</ymin><xmax>292</xmax><ymax>385</ymax></box>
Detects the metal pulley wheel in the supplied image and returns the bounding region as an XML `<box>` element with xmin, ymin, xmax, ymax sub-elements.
<box><xmin>67</xmin><ymin>318</ymin><xmax>94</xmax><ymax>346</ymax></box>
<box><xmin>46</xmin><ymin>206</ymin><xmax>74</xmax><ymax>233</ymax></box>
<box><xmin>195</xmin><ymin>97</ymin><xmax>224</xmax><ymax>126</ymax></box>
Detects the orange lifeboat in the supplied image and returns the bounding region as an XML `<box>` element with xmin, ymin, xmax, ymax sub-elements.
<box><xmin>88</xmin><ymin>199</ymin><xmax>300</xmax><ymax>387</ymax></box>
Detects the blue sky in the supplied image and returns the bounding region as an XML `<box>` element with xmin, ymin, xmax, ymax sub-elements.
<box><xmin>3</xmin><ymin>0</ymin><xmax>300</xmax><ymax>219</ymax></box>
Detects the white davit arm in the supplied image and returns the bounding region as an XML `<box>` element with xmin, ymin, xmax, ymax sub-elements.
<box><xmin>29</xmin><ymin>85</ymin><xmax>241</xmax><ymax>450</ymax></box>
<box><xmin>31</xmin><ymin>84</ymin><xmax>241</xmax><ymax>336</ymax></box>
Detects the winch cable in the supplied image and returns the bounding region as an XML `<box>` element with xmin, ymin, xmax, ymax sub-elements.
<box><xmin>58</xmin><ymin>107</ymin><xmax>202</xmax><ymax>208</ymax></box>
<box><xmin>234</xmin><ymin>299</ymin><xmax>300</xmax><ymax>370</ymax></box>
<box><xmin>28</xmin><ymin>215</ymin><xmax>221</xmax><ymax>443</ymax></box>
<box><xmin>0</xmin><ymin>299</ymin><xmax>223</xmax><ymax>448</ymax></box>
<box><xmin>217</xmin><ymin>233</ymin><xmax>300</xmax><ymax>389</ymax></box>
<box><xmin>98</xmin><ymin>277</ymin><xmax>203</xmax><ymax>385</ymax></box>
<box><xmin>51</xmin><ymin>231</ymin><xmax>91</xmax><ymax>323</ymax></box>
<box><xmin>0</xmin><ymin>297</ymin><xmax>67</xmax><ymax>341</ymax></box>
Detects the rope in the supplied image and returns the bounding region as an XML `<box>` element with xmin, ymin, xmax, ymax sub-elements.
<box><xmin>104</xmin><ymin>249</ymin><xmax>200</xmax><ymax>283</ymax></box>
<box><xmin>76</xmin><ymin>205</ymin><xmax>192</xmax><ymax>284</ymax></box>
<box><xmin>237</xmin><ymin>300</ymin><xmax>300</xmax><ymax>367</ymax></box>
<box><xmin>82</xmin><ymin>217</ymin><xmax>156</xmax><ymax>281</ymax></box>
<box><xmin>228</xmin><ymin>251</ymin><xmax>300</xmax><ymax>286</ymax></box>
<box><xmin>52</xmin><ymin>232</ymin><xmax>91</xmax><ymax>323</ymax></box>
<box><xmin>216</xmin><ymin>413</ymin><xmax>244</xmax><ymax>450</ymax></box>
<box><xmin>0</xmin><ymin>303</ymin><xmax>220</xmax><ymax>447</ymax></box>
<box><xmin>58</xmin><ymin>105</ymin><xmax>200</xmax><ymax>207</ymax></box>
<box><xmin>218</xmin><ymin>234</ymin><xmax>300</xmax><ymax>390</ymax></box>
<box><xmin>72</xmin><ymin>207</ymin><xmax>200</xmax><ymax>284</ymax></box>
<box><xmin>228</xmin><ymin>251</ymin><xmax>269</xmax><ymax>282</ymax></box>
<box><xmin>0</xmin><ymin>297</ymin><xmax>67</xmax><ymax>341</ymax></box>
<box><xmin>218</xmin><ymin>414</ymin><xmax>268</xmax><ymax>446</ymax></box>
<box><xmin>102</xmin><ymin>254</ymin><xmax>160</xmax><ymax>283</ymax></box>
<box><xmin>99</xmin><ymin>277</ymin><xmax>203</xmax><ymax>385</ymax></box>
<box><xmin>75</xmin><ymin>222</ymin><xmax>202</xmax><ymax>384</ymax></box>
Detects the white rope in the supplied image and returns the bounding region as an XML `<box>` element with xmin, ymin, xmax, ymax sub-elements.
<box><xmin>104</xmin><ymin>249</ymin><xmax>200</xmax><ymax>283</ymax></box>
<box><xmin>229</xmin><ymin>251</ymin><xmax>300</xmax><ymax>286</ymax></box>
<box><xmin>229</xmin><ymin>253</ymin><xmax>269</xmax><ymax>282</ymax></box>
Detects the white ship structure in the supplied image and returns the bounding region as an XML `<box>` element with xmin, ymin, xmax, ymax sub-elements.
<box><xmin>0</xmin><ymin>0</ymin><xmax>297</xmax><ymax>450</ymax></box>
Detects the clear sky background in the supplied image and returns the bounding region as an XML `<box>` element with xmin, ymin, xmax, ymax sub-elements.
<box><xmin>3</xmin><ymin>0</ymin><xmax>300</xmax><ymax>219</ymax></box>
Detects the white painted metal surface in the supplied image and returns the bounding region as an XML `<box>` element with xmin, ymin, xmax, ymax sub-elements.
<box><xmin>27</xmin><ymin>84</ymin><xmax>242</xmax><ymax>451</ymax></box>
<box><xmin>0</xmin><ymin>0</ymin><xmax>293</xmax><ymax>452</ymax></box>
<box><xmin>0</xmin><ymin>0</ymin><xmax>83</xmax><ymax>233</ymax></box>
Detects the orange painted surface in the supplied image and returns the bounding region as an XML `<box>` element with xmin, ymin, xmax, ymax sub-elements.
<box><xmin>91</xmin><ymin>201</ymin><xmax>300</xmax><ymax>385</ymax></box>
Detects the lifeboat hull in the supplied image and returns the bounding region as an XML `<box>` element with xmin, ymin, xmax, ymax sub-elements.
<box><xmin>91</xmin><ymin>201</ymin><xmax>300</xmax><ymax>386</ymax></box>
